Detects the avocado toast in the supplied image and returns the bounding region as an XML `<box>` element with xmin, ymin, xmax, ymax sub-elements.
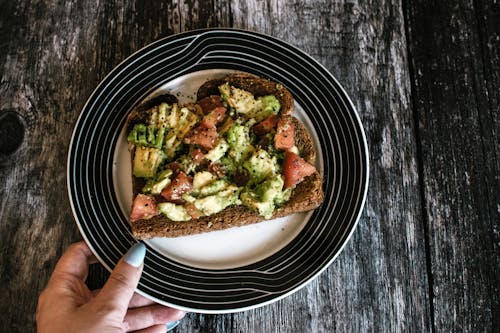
<box><xmin>126</xmin><ymin>74</ymin><xmax>324</xmax><ymax>239</ymax></box>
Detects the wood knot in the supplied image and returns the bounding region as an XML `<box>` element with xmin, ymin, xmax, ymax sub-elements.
<box><xmin>0</xmin><ymin>110</ymin><xmax>25</xmax><ymax>156</ymax></box>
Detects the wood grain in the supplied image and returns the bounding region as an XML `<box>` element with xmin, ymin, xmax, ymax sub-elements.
<box><xmin>404</xmin><ymin>0</ymin><xmax>500</xmax><ymax>331</ymax></box>
<box><xmin>0</xmin><ymin>0</ymin><xmax>497</xmax><ymax>332</ymax></box>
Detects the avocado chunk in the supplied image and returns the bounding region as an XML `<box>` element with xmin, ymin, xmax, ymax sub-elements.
<box><xmin>127</xmin><ymin>124</ymin><xmax>166</xmax><ymax>149</ymax></box>
<box><xmin>142</xmin><ymin>169</ymin><xmax>173</xmax><ymax>194</ymax></box>
<box><xmin>226</xmin><ymin>123</ymin><xmax>254</xmax><ymax>164</ymax></box>
<box><xmin>197</xmin><ymin>179</ymin><xmax>229</xmax><ymax>197</ymax></box>
<box><xmin>219</xmin><ymin>156</ymin><xmax>237</xmax><ymax>176</ymax></box>
<box><xmin>148</xmin><ymin>103</ymin><xmax>171</xmax><ymax>129</ymax></box>
<box><xmin>205</xmin><ymin>138</ymin><xmax>229</xmax><ymax>162</ymax></box>
<box><xmin>255</xmin><ymin>176</ymin><xmax>285</xmax><ymax>202</ymax></box>
<box><xmin>242</xmin><ymin>149</ymin><xmax>279</xmax><ymax>185</ymax></box>
<box><xmin>219</xmin><ymin>83</ymin><xmax>256</xmax><ymax>114</ymax></box>
<box><xmin>193</xmin><ymin>185</ymin><xmax>241</xmax><ymax>216</ymax></box>
<box><xmin>253</xmin><ymin>95</ymin><xmax>281</xmax><ymax>122</ymax></box>
<box><xmin>240</xmin><ymin>191</ymin><xmax>275</xmax><ymax>219</ymax></box>
<box><xmin>133</xmin><ymin>146</ymin><xmax>165</xmax><ymax>178</ymax></box>
<box><xmin>128</xmin><ymin>103</ymin><xmax>173</xmax><ymax>149</ymax></box>
<box><xmin>241</xmin><ymin>176</ymin><xmax>286</xmax><ymax>218</ymax></box>
<box><xmin>165</xmin><ymin>104</ymin><xmax>198</xmax><ymax>130</ymax></box>
<box><xmin>176</xmin><ymin>154</ymin><xmax>197</xmax><ymax>174</ymax></box>
<box><xmin>158</xmin><ymin>202</ymin><xmax>191</xmax><ymax>221</ymax></box>
<box><xmin>192</xmin><ymin>171</ymin><xmax>217</xmax><ymax>190</ymax></box>
<box><xmin>163</xmin><ymin>104</ymin><xmax>199</xmax><ymax>159</ymax></box>
<box><xmin>273</xmin><ymin>187</ymin><xmax>293</xmax><ymax>206</ymax></box>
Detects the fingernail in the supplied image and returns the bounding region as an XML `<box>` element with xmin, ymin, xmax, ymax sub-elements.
<box><xmin>124</xmin><ymin>243</ymin><xmax>146</xmax><ymax>267</ymax></box>
<box><xmin>166</xmin><ymin>320</ymin><xmax>180</xmax><ymax>331</ymax></box>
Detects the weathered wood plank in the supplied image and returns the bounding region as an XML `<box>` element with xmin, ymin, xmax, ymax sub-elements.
<box><xmin>404</xmin><ymin>0</ymin><xmax>500</xmax><ymax>331</ymax></box>
<box><xmin>0</xmin><ymin>1</ymin><xmax>101</xmax><ymax>332</ymax></box>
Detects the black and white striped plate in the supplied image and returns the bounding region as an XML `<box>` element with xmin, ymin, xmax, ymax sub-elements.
<box><xmin>67</xmin><ymin>29</ymin><xmax>369</xmax><ymax>313</ymax></box>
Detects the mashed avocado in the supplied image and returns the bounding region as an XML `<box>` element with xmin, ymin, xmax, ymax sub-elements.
<box><xmin>158</xmin><ymin>202</ymin><xmax>191</xmax><ymax>221</ymax></box>
<box><xmin>240</xmin><ymin>176</ymin><xmax>289</xmax><ymax>219</ymax></box>
<box><xmin>226</xmin><ymin>123</ymin><xmax>254</xmax><ymax>163</ymax></box>
<box><xmin>243</xmin><ymin>149</ymin><xmax>279</xmax><ymax>185</ymax></box>
<box><xmin>142</xmin><ymin>169</ymin><xmax>173</xmax><ymax>194</ymax></box>
<box><xmin>129</xmin><ymin>83</ymin><xmax>300</xmax><ymax>221</ymax></box>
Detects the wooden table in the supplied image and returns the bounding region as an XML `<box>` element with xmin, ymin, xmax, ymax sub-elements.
<box><xmin>1</xmin><ymin>1</ymin><xmax>498</xmax><ymax>332</ymax></box>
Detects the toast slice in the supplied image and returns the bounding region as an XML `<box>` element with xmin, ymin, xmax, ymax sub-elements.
<box><xmin>128</xmin><ymin>74</ymin><xmax>324</xmax><ymax>239</ymax></box>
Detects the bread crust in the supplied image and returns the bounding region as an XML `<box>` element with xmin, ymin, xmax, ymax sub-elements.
<box><xmin>129</xmin><ymin>75</ymin><xmax>324</xmax><ymax>239</ymax></box>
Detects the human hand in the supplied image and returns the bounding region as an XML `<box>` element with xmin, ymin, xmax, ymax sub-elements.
<box><xmin>36</xmin><ymin>241</ymin><xmax>185</xmax><ymax>333</ymax></box>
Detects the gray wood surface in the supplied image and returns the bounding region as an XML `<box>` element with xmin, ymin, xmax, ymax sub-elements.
<box><xmin>405</xmin><ymin>0</ymin><xmax>500</xmax><ymax>331</ymax></box>
<box><xmin>0</xmin><ymin>0</ymin><xmax>497</xmax><ymax>332</ymax></box>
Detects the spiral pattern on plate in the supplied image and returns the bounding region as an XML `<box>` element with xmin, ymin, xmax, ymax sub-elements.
<box><xmin>67</xmin><ymin>29</ymin><xmax>369</xmax><ymax>313</ymax></box>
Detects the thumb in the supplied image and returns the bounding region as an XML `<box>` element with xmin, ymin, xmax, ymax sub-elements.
<box><xmin>91</xmin><ymin>243</ymin><xmax>146</xmax><ymax>318</ymax></box>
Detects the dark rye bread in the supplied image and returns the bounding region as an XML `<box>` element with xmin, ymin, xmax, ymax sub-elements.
<box><xmin>129</xmin><ymin>75</ymin><xmax>324</xmax><ymax>239</ymax></box>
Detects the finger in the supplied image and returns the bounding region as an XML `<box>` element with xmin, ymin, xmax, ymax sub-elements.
<box><xmin>124</xmin><ymin>304</ymin><xmax>185</xmax><ymax>332</ymax></box>
<box><xmin>91</xmin><ymin>243</ymin><xmax>146</xmax><ymax>318</ymax></box>
<box><xmin>48</xmin><ymin>241</ymin><xmax>96</xmax><ymax>285</ymax></box>
<box><xmin>92</xmin><ymin>290</ymin><xmax>157</xmax><ymax>308</ymax></box>
<box><xmin>129</xmin><ymin>293</ymin><xmax>157</xmax><ymax>308</ymax></box>
<box><xmin>132</xmin><ymin>324</ymin><xmax>171</xmax><ymax>333</ymax></box>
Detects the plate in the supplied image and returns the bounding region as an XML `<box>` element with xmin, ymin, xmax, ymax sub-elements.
<box><xmin>68</xmin><ymin>29</ymin><xmax>369</xmax><ymax>313</ymax></box>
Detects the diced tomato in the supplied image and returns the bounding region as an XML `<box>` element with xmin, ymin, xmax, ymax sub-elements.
<box><xmin>184</xmin><ymin>202</ymin><xmax>203</xmax><ymax>219</ymax></box>
<box><xmin>197</xmin><ymin>95</ymin><xmax>224</xmax><ymax>114</ymax></box>
<box><xmin>166</xmin><ymin>162</ymin><xmax>182</xmax><ymax>173</ymax></box>
<box><xmin>253</xmin><ymin>114</ymin><xmax>279</xmax><ymax>136</ymax></box>
<box><xmin>184</xmin><ymin>124</ymin><xmax>219</xmax><ymax>150</ymax></box>
<box><xmin>274</xmin><ymin>117</ymin><xmax>295</xmax><ymax>150</ymax></box>
<box><xmin>161</xmin><ymin>171</ymin><xmax>193</xmax><ymax>204</ymax></box>
<box><xmin>208</xmin><ymin>162</ymin><xmax>225</xmax><ymax>178</ymax></box>
<box><xmin>130</xmin><ymin>194</ymin><xmax>159</xmax><ymax>222</ymax></box>
<box><xmin>282</xmin><ymin>150</ymin><xmax>317</xmax><ymax>189</ymax></box>
<box><xmin>191</xmin><ymin>148</ymin><xmax>205</xmax><ymax>164</ymax></box>
<box><xmin>201</xmin><ymin>107</ymin><xmax>226</xmax><ymax>128</ymax></box>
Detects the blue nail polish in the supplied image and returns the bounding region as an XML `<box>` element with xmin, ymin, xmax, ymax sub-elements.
<box><xmin>166</xmin><ymin>320</ymin><xmax>180</xmax><ymax>331</ymax></box>
<box><xmin>124</xmin><ymin>243</ymin><xmax>146</xmax><ymax>267</ymax></box>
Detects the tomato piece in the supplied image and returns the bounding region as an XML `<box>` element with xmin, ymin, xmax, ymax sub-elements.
<box><xmin>184</xmin><ymin>124</ymin><xmax>219</xmax><ymax>150</ymax></box>
<box><xmin>208</xmin><ymin>162</ymin><xmax>225</xmax><ymax>178</ymax></box>
<box><xmin>274</xmin><ymin>117</ymin><xmax>295</xmax><ymax>150</ymax></box>
<box><xmin>253</xmin><ymin>114</ymin><xmax>279</xmax><ymax>136</ymax></box>
<box><xmin>201</xmin><ymin>106</ymin><xmax>226</xmax><ymax>128</ymax></box>
<box><xmin>161</xmin><ymin>171</ymin><xmax>193</xmax><ymax>204</ymax></box>
<box><xmin>282</xmin><ymin>150</ymin><xmax>317</xmax><ymax>189</ymax></box>
<box><xmin>166</xmin><ymin>161</ymin><xmax>182</xmax><ymax>173</ymax></box>
<box><xmin>130</xmin><ymin>194</ymin><xmax>159</xmax><ymax>222</ymax></box>
<box><xmin>191</xmin><ymin>148</ymin><xmax>205</xmax><ymax>164</ymax></box>
<box><xmin>197</xmin><ymin>95</ymin><xmax>224</xmax><ymax>114</ymax></box>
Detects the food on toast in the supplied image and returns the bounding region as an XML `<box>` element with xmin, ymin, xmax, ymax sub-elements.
<box><xmin>126</xmin><ymin>74</ymin><xmax>324</xmax><ymax>239</ymax></box>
